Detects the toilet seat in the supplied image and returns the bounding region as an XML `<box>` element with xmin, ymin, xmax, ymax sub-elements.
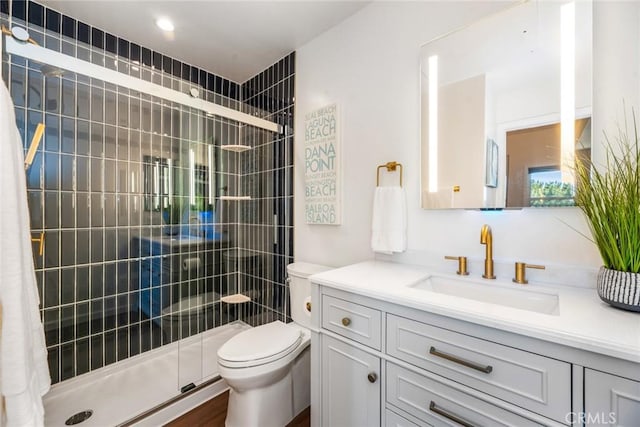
<box><xmin>218</xmin><ymin>321</ymin><xmax>303</xmax><ymax>369</ymax></box>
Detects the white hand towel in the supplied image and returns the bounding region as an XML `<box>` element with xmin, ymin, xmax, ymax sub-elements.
<box><xmin>371</xmin><ymin>186</ymin><xmax>407</xmax><ymax>254</ymax></box>
<box><xmin>0</xmin><ymin>81</ymin><xmax>51</xmax><ymax>427</ymax></box>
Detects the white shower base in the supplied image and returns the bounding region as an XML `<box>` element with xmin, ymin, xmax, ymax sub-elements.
<box><xmin>43</xmin><ymin>322</ymin><xmax>250</xmax><ymax>426</ymax></box>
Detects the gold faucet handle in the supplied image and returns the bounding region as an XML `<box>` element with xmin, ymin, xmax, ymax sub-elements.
<box><xmin>513</xmin><ymin>262</ymin><xmax>545</xmax><ymax>284</ymax></box>
<box><xmin>444</xmin><ymin>256</ymin><xmax>469</xmax><ymax>276</ymax></box>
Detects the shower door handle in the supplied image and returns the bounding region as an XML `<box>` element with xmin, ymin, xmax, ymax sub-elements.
<box><xmin>273</xmin><ymin>214</ymin><xmax>278</xmax><ymax>245</ymax></box>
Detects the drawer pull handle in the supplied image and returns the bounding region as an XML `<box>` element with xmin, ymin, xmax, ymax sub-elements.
<box><xmin>341</xmin><ymin>317</ymin><xmax>351</xmax><ymax>327</ymax></box>
<box><xmin>429</xmin><ymin>401</ymin><xmax>476</xmax><ymax>427</ymax></box>
<box><xmin>429</xmin><ymin>346</ymin><xmax>493</xmax><ymax>374</ymax></box>
<box><xmin>367</xmin><ymin>372</ymin><xmax>377</xmax><ymax>383</ymax></box>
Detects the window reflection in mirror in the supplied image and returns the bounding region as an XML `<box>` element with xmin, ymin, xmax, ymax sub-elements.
<box><xmin>506</xmin><ymin>117</ymin><xmax>591</xmax><ymax>207</ymax></box>
<box><xmin>420</xmin><ymin>0</ymin><xmax>592</xmax><ymax>209</ymax></box>
<box><xmin>528</xmin><ymin>168</ymin><xmax>574</xmax><ymax>207</ymax></box>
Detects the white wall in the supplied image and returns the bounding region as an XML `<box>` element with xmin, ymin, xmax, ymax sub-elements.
<box><xmin>294</xmin><ymin>1</ymin><xmax>636</xmax><ymax>272</ymax></box>
<box><xmin>592</xmin><ymin>1</ymin><xmax>640</xmax><ymax>168</ymax></box>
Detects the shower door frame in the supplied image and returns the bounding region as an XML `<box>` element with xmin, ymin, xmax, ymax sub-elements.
<box><xmin>3</xmin><ymin>35</ymin><xmax>281</xmax><ymax>133</ymax></box>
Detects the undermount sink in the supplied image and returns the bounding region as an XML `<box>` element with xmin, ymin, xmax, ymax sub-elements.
<box><xmin>409</xmin><ymin>275</ymin><xmax>560</xmax><ymax>315</ymax></box>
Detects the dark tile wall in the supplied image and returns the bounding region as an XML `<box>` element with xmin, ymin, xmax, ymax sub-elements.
<box><xmin>1</xmin><ymin>0</ymin><xmax>295</xmax><ymax>385</ymax></box>
<box><xmin>1</xmin><ymin>0</ymin><xmax>246</xmax><ymax>384</ymax></box>
<box><xmin>236</xmin><ymin>53</ymin><xmax>295</xmax><ymax>326</ymax></box>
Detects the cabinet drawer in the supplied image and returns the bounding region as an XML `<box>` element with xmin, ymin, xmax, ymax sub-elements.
<box><xmin>322</xmin><ymin>295</ymin><xmax>381</xmax><ymax>350</ymax></box>
<box><xmin>387</xmin><ymin>314</ymin><xmax>570</xmax><ymax>423</ymax></box>
<box><xmin>387</xmin><ymin>363</ymin><xmax>543</xmax><ymax>427</ymax></box>
<box><xmin>385</xmin><ymin>408</ymin><xmax>424</xmax><ymax>427</ymax></box>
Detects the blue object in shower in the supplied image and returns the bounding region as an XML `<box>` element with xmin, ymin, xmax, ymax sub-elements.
<box><xmin>196</xmin><ymin>210</ymin><xmax>221</xmax><ymax>239</ymax></box>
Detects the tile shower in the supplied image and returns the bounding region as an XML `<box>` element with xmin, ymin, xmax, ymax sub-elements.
<box><xmin>1</xmin><ymin>0</ymin><xmax>295</xmax><ymax>388</ymax></box>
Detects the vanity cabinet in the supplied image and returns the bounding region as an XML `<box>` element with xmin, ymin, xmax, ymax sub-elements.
<box><xmin>312</xmin><ymin>285</ymin><xmax>640</xmax><ymax>427</ymax></box>
<box><xmin>320</xmin><ymin>335</ymin><xmax>381</xmax><ymax>427</ymax></box>
<box><xmin>584</xmin><ymin>369</ymin><xmax>640</xmax><ymax>426</ymax></box>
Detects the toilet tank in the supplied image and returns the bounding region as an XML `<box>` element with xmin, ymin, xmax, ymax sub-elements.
<box><xmin>287</xmin><ymin>262</ymin><xmax>331</xmax><ymax>328</ymax></box>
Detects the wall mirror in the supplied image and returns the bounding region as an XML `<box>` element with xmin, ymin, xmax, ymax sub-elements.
<box><xmin>420</xmin><ymin>0</ymin><xmax>592</xmax><ymax>209</ymax></box>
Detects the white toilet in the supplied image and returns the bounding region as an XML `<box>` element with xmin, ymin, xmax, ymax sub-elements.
<box><xmin>217</xmin><ymin>262</ymin><xmax>331</xmax><ymax>427</ymax></box>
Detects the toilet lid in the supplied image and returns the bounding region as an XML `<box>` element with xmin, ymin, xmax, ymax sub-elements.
<box><xmin>218</xmin><ymin>321</ymin><xmax>302</xmax><ymax>367</ymax></box>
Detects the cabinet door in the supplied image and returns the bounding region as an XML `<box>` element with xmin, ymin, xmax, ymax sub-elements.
<box><xmin>322</xmin><ymin>335</ymin><xmax>381</xmax><ymax>427</ymax></box>
<box><xmin>585</xmin><ymin>369</ymin><xmax>640</xmax><ymax>426</ymax></box>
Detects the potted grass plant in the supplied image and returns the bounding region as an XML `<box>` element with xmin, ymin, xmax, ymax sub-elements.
<box><xmin>574</xmin><ymin>112</ymin><xmax>640</xmax><ymax>312</ymax></box>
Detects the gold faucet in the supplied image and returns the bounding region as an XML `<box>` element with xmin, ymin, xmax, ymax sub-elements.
<box><xmin>480</xmin><ymin>224</ymin><xmax>495</xmax><ymax>279</ymax></box>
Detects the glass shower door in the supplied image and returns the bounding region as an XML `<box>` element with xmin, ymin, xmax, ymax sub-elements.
<box><xmin>1</xmin><ymin>47</ymin><xmax>193</xmax><ymax>392</ymax></box>
<box><xmin>176</xmin><ymin>108</ymin><xmax>228</xmax><ymax>389</ymax></box>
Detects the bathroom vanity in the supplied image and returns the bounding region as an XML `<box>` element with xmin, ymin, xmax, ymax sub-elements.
<box><xmin>309</xmin><ymin>261</ymin><xmax>640</xmax><ymax>427</ymax></box>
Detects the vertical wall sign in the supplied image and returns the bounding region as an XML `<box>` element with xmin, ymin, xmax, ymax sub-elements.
<box><xmin>304</xmin><ymin>103</ymin><xmax>341</xmax><ymax>224</ymax></box>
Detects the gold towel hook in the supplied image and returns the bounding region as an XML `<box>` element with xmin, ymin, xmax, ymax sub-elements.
<box><xmin>376</xmin><ymin>161</ymin><xmax>403</xmax><ymax>187</ymax></box>
<box><xmin>31</xmin><ymin>232</ymin><xmax>45</xmax><ymax>257</ymax></box>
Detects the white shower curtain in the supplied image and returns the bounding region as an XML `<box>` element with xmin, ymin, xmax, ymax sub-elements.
<box><xmin>0</xmin><ymin>81</ymin><xmax>51</xmax><ymax>426</ymax></box>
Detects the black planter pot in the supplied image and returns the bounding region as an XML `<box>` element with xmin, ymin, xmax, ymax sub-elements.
<box><xmin>596</xmin><ymin>267</ymin><xmax>640</xmax><ymax>312</ymax></box>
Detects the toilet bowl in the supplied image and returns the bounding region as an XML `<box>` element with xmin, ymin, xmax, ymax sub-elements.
<box><xmin>217</xmin><ymin>262</ymin><xmax>331</xmax><ymax>427</ymax></box>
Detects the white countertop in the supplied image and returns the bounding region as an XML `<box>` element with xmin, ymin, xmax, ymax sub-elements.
<box><xmin>310</xmin><ymin>260</ymin><xmax>640</xmax><ymax>363</ymax></box>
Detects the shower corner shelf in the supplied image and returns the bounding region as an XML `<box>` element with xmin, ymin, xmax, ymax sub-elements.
<box><xmin>221</xmin><ymin>294</ymin><xmax>252</xmax><ymax>304</ymax></box>
<box><xmin>219</xmin><ymin>196</ymin><xmax>252</xmax><ymax>201</ymax></box>
<box><xmin>221</xmin><ymin>145</ymin><xmax>252</xmax><ymax>153</ymax></box>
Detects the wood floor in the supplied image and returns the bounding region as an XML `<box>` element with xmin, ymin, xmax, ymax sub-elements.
<box><xmin>286</xmin><ymin>407</ymin><xmax>311</xmax><ymax>427</ymax></box>
<box><xmin>165</xmin><ymin>391</ymin><xmax>310</xmax><ymax>427</ymax></box>
<box><xmin>165</xmin><ymin>391</ymin><xmax>229</xmax><ymax>427</ymax></box>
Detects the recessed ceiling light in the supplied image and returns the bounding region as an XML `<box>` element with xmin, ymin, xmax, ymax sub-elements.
<box><xmin>156</xmin><ymin>18</ymin><xmax>174</xmax><ymax>32</ymax></box>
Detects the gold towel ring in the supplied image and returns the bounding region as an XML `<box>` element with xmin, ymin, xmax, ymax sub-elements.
<box><xmin>376</xmin><ymin>161</ymin><xmax>403</xmax><ymax>187</ymax></box>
